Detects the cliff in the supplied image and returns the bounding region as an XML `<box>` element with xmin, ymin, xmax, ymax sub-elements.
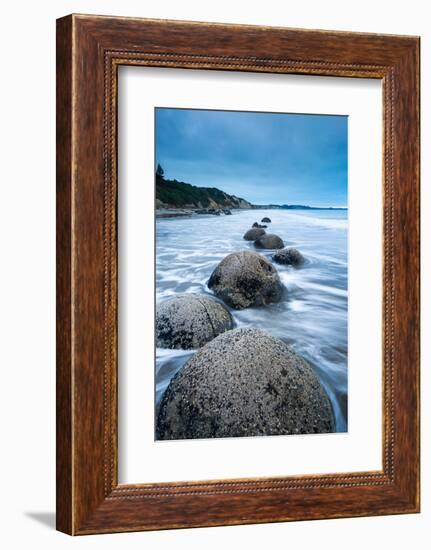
<box><xmin>156</xmin><ymin>175</ymin><xmax>253</xmax><ymax>210</ymax></box>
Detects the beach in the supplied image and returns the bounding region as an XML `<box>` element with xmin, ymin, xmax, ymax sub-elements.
<box><xmin>155</xmin><ymin>208</ymin><xmax>348</xmax><ymax>433</ymax></box>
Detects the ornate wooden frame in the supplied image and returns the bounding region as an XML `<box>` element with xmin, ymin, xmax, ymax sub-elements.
<box><xmin>56</xmin><ymin>14</ymin><xmax>420</xmax><ymax>534</ymax></box>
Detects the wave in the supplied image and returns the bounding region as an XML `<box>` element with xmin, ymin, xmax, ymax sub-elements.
<box><xmin>284</xmin><ymin>212</ymin><xmax>348</xmax><ymax>230</ymax></box>
<box><xmin>155</xmin><ymin>208</ymin><xmax>348</xmax><ymax>432</ymax></box>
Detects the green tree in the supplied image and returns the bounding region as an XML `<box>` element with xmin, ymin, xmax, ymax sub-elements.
<box><xmin>156</xmin><ymin>163</ymin><xmax>164</xmax><ymax>178</ymax></box>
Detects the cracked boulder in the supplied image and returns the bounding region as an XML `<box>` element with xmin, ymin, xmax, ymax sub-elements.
<box><xmin>156</xmin><ymin>294</ymin><xmax>234</xmax><ymax>350</ymax></box>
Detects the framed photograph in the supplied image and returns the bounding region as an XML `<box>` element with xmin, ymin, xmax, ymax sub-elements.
<box><xmin>56</xmin><ymin>14</ymin><xmax>420</xmax><ymax>534</ymax></box>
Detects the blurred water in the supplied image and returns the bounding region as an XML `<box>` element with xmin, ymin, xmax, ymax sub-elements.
<box><xmin>156</xmin><ymin>209</ymin><xmax>348</xmax><ymax>432</ymax></box>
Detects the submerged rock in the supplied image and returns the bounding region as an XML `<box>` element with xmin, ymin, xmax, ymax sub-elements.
<box><xmin>207</xmin><ymin>251</ymin><xmax>283</xmax><ymax>309</ymax></box>
<box><xmin>156</xmin><ymin>294</ymin><xmax>234</xmax><ymax>350</ymax></box>
<box><xmin>261</xmin><ymin>217</ymin><xmax>271</xmax><ymax>223</ymax></box>
<box><xmin>243</xmin><ymin>227</ymin><xmax>266</xmax><ymax>241</ymax></box>
<box><xmin>273</xmin><ymin>247</ymin><xmax>305</xmax><ymax>267</ymax></box>
<box><xmin>156</xmin><ymin>328</ymin><xmax>335</xmax><ymax>439</ymax></box>
<box><xmin>252</xmin><ymin>222</ymin><xmax>267</xmax><ymax>228</ymax></box>
<box><xmin>254</xmin><ymin>234</ymin><xmax>284</xmax><ymax>249</ymax></box>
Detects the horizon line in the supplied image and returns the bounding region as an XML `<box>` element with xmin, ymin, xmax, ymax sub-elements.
<box><xmin>251</xmin><ymin>204</ymin><xmax>348</xmax><ymax>209</ymax></box>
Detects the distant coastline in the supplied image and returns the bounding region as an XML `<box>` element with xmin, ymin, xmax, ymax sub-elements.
<box><xmin>156</xmin><ymin>172</ymin><xmax>347</xmax><ymax>218</ymax></box>
<box><xmin>252</xmin><ymin>204</ymin><xmax>347</xmax><ymax>211</ymax></box>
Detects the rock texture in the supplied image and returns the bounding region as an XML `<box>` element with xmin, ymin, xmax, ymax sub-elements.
<box><xmin>207</xmin><ymin>251</ymin><xmax>283</xmax><ymax>309</ymax></box>
<box><xmin>273</xmin><ymin>247</ymin><xmax>305</xmax><ymax>267</ymax></box>
<box><xmin>243</xmin><ymin>228</ymin><xmax>266</xmax><ymax>241</ymax></box>
<box><xmin>157</xmin><ymin>328</ymin><xmax>335</xmax><ymax>439</ymax></box>
<box><xmin>156</xmin><ymin>294</ymin><xmax>234</xmax><ymax>350</ymax></box>
<box><xmin>254</xmin><ymin>234</ymin><xmax>285</xmax><ymax>249</ymax></box>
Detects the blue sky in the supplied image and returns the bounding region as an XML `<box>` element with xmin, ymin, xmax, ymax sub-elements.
<box><xmin>155</xmin><ymin>108</ymin><xmax>348</xmax><ymax>207</ymax></box>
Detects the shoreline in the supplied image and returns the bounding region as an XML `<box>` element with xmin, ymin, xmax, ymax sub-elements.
<box><xmin>155</xmin><ymin>207</ymin><xmax>347</xmax><ymax>435</ymax></box>
<box><xmin>156</xmin><ymin>206</ymin><xmax>348</xmax><ymax>219</ymax></box>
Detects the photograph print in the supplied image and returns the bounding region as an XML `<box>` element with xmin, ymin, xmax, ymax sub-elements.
<box><xmin>154</xmin><ymin>107</ymin><xmax>348</xmax><ymax>440</ymax></box>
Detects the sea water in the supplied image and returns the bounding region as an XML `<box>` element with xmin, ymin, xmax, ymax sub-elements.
<box><xmin>155</xmin><ymin>209</ymin><xmax>348</xmax><ymax>432</ymax></box>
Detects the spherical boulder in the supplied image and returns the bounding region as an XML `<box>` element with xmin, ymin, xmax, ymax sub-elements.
<box><xmin>156</xmin><ymin>294</ymin><xmax>234</xmax><ymax>350</ymax></box>
<box><xmin>207</xmin><ymin>251</ymin><xmax>283</xmax><ymax>309</ymax></box>
<box><xmin>273</xmin><ymin>247</ymin><xmax>305</xmax><ymax>267</ymax></box>
<box><xmin>252</xmin><ymin>222</ymin><xmax>267</xmax><ymax>228</ymax></box>
<box><xmin>243</xmin><ymin>227</ymin><xmax>266</xmax><ymax>241</ymax></box>
<box><xmin>156</xmin><ymin>328</ymin><xmax>335</xmax><ymax>439</ymax></box>
<box><xmin>254</xmin><ymin>233</ymin><xmax>284</xmax><ymax>249</ymax></box>
<box><xmin>261</xmin><ymin>217</ymin><xmax>271</xmax><ymax>223</ymax></box>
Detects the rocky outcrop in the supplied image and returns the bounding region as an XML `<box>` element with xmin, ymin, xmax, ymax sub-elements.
<box><xmin>252</xmin><ymin>222</ymin><xmax>267</xmax><ymax>228</ymax></box>
<box><xmin>254</xmin><ymin>234</ymin><xmax>285</xmax><ymax>249</ymax></box>
<box><xmin>207</xmin><ymin>251</ymin><xmax>283</xmax><ymax>309</ymax></box>
<box><xmin>156</xmin><ymin>328</ymin><xmax>335</xmax><ymax>439</ymax></box>
<box><xmin>261</xmin><ymin>217</ymin><xmax>271</xmax><ymax>223</ymax></box>
<box><xmin>196</xmin><ymin>208</ymin><xmax>221</xmax><ymax>215</ymax></box>
<box><xmin>243</xmin><ymin>228</ymin><xmax>266</xmax><ymax>241</ymax></box>
<box><xmin>156</xmin><ymin>294</ymin><xmax>234</xmax><ymax>350</ymax></box>
<box><xmin>156</xmin><ymin>209</ymin><xmax>193</xmax><ymax>219</ymax></box>
<box><xmin>156</xmin><ymin>198</ymin><xmax>167</xmax><ymax>209</ymax></box>
<box><xmin>273</xmin><ymin>248</ymin><xmax>305</xmax><ymax>267</ymax></box>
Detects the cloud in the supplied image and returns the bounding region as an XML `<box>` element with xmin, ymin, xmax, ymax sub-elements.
<box><xmin>155</xmin><ymin>108</ymin><xmax>347</xmax><ymax>207</ymax></box>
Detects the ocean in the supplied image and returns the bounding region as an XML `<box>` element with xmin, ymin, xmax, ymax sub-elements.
<box><xmin>155</xmin><ymin>208</ymin><xmax>348</xmax><ymax>432</ymax></box>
